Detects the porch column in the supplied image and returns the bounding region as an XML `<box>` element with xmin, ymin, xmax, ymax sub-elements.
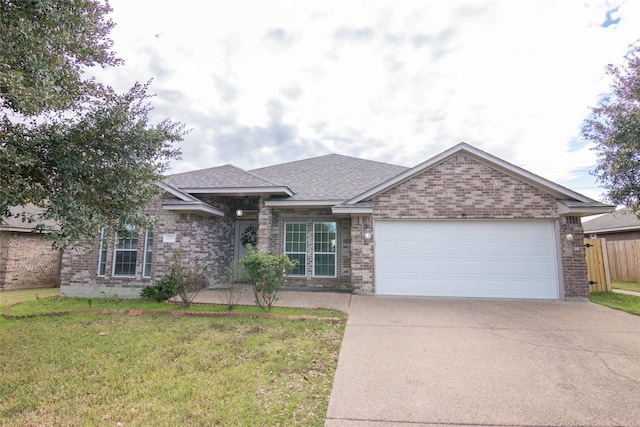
<box><xmin>257</xmin><ymin>197</ymin><xmax>272</xmax><ymax>253</ymax></box>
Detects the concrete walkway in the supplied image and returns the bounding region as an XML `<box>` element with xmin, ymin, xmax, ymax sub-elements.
<box><xmin>194</xmin><ymin>290</ymin><xmax>640</xmax><ymax>426</ymax></box>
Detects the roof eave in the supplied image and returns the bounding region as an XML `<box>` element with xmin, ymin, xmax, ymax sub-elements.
<box><xmin>162</xmin><ymin>201</ymin><xmax>225</xmax><ymax>217</ymax></box>
<box><xmin>583</xmin><ymin>225</ymin><xmax>640</xmax><ymax>234</ymax></box>
<box><xmin>180</xmin><ymin>186</ymin><xmax>294</xmax><ymax>197</ymax></box>
<box><xmin>331</xmin><ymin>206</ymin><xmax>373</xmax><ymax>215</ymax></box>
<box><xmin>557</xmin><ymin>202</ymin><xmax>615</xmax><ymax>217</ymax></box>
<box><xmin>265</xmin><ymin>199</ymin><xmax>345</xmax><ymax>208</ymax></box>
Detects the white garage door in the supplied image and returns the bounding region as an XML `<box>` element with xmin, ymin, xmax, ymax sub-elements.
<box><xmin>375</xmin><ymin>220</ymin><xmax>559</xmax><ymax>299</ymax></box>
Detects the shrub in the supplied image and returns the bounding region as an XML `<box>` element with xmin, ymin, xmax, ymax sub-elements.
<box><xmin>140</xmin><ymin>274</ymin><xmax>177</xmax><ymax>302</ymax></box>
<box><xmin>240</xmin><ymin>245</ymin><xmax>298</xmax><ymax>310</ymax></box>
<box><xmin>168</xmin><ymin>251</ymin><xmax>209</xmax><ymax>308</ymax></box>
<box><xmin>140</xmin><ymin>251</ymin><xmax>208</xmax><ymax>307</ymax></box>
<box><xmin>219</xmin><ymin>260</ymin><xmax>245</xmax><ymax>310</ymax></box>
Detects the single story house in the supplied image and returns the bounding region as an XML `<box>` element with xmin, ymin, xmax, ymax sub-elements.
<box><xmin>60</xmin><ymin>143</ymin><xmax>614</xmax><ymax>300</ymax></box>
<box><xmin>0</xmin><ymin>204</ymin><xmax>61</xmax><ymax>289</ymax></box>
<box><xmin>583</xmin><ymin>208</ymin><xmax>640</xmax><ymax>241</ymax></box>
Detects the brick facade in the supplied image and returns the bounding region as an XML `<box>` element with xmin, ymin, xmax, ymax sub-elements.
<box><xmin>60</xmin><ymin>196</ymin><xmax>236</xmax><ymax>298</ymax></box>
<box><xmin>0</xmin><ymin>231</ymin><xmax>61</xmax><ymax>289</ymax></box>
<box><xmin>59</xmin><ymin>152</ymin><xmax>593</xmax><ymax>300</ymax></box>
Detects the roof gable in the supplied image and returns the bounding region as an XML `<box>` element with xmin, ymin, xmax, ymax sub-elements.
<box><xmin>346</xmin><ymin>142</ymin><xmax>602</xmax><ymax>205</ymax></box>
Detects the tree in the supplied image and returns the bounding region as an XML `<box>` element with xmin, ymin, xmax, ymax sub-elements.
<box><xmin>0</xmin><ymin>0</ymin><xmax>184</xmax><ymax>248</ymax></box>
<box><xmin>583</xmin><ymin>44</ymin><xmax>640</xmax><ymax>213</ymax></box>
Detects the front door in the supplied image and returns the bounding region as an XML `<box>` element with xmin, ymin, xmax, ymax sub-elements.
<box><xmin>234</xmin><ymin>222</ymin><xmax>258</xmax><ymax>279</ymax></box>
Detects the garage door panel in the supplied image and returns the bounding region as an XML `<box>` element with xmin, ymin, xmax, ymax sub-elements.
<box><xmin>375</xmin><ymin>220</ymin><xmax>559</xmax><ymax>299</ymax></box>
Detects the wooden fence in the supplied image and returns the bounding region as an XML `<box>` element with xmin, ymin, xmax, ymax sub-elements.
<box><xmin>584</xmin><ymin>239</ymin><xmax>612</xmax><ymax>293</ymax></box>
<box><xmin>605</xmin><ymin>239</ymin><xmax>640</xmax><ymax>283</ymax></box>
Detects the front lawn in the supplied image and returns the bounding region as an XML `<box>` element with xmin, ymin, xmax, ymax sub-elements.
<box><xmin>589</xmin><ymin>291</ymin><xmax>640</xmax><ymax>316</ymax></box>
<box><xmin>0</xmin><ymin>293</ymin><xmax>346</xmax><ymax>426</ymax></box>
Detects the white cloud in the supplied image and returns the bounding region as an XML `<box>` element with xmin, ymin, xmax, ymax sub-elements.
<box><xmin>94</xmin><ymin>0</ymin><xmax>640</xmax><ymax>201</ymax></box>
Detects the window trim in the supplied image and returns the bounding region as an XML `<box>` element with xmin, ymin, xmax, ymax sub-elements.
<box><xmin>112</xmin><ymin>228</ymin><xmax>139</xmax><ymax>277</ymax></box>
<box><xmin>312</xmin><ymin>221</ymin><xmax>337</xmax><ymax>278</ymax></box>
<box><xmin>284</xmin><ymin>222</ymin><xmax>307</xmax><ymax>277</ymax></box>
<box><xmin>142</xmin><ymin>228</ymin><xmax>153</xmax><ymax>278</ymax></box>
<box><xmin>97</xmin><ymin>227</ymin><xmax>108</xmax><ymax>277</ymax></box>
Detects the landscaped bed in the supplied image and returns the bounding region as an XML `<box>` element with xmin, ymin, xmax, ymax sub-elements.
<box><xmin>0</xmin><ymin>291</ymin><xmax>346</xmax><ymax>426</ymax></box>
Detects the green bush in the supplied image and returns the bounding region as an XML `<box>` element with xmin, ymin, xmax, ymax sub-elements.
<box><xmin>140</xmin><ymin>274</ymin><xmax>178</xmax><ymax>302</ymax></box>
<box><xmin>240</xmin><ymin>245</ymin><xmax>298</xmax><ymax>310</ymax></box>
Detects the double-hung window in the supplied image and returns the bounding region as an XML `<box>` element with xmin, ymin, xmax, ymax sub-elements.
<box><xmin>143</xmin><ymin>229</ymin><xmax>153</xmax><ymax>278</ymax></box>
<box><xmin>97</xmin><ymin>227</ymin><xmax>108</xmax><ymax>276</ymax></box>
<box><xmin>313</xmin><ymin>222</ymin><xmax>336</xmax><ymax>277</ymax></box>
<box><xmin>284</xmin><ymin>222</ymin><xmax>307</xmax><ymax>276</ymax></box>
<box><xmin>113</xmin><ymin>228</ymin><xmax>139</xmax><ymax>276</ymax></box>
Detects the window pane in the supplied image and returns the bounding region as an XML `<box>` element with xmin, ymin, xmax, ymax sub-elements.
<box><xmin>143</xmin><ymin>230</ymin><xmax>153</xmax><ymax>278</ymax></box>
<box><xmin>284</xmin><ymin>223</ymin><xmax>307</xmax><ymax>277</ymax></box>
<box><xmin>313</xmin><ymin>222</ymin><xmax>336</xmax><ymax>277</ymax></box>
<box><xmin>114</xmin><ymin>229</ymin><xmax>138</xmax><ymax>276</ymax></box>
<box><xmin>97</xmin><ymin>228</ymin><xmax>108</xmax><ymax>276</ymax></box>
<box><xmin>314</xmin><ymin>253</ymin><xmax>335</xmax><ymax>277</ymax></box>
<box><xmin>114</xmin><ymin>250</ymin><xmax>137</xmax><ymax>276</ymax></box>
<box><xmin>287</xmin><ymin>253</ymin><xmax>306</xmax><ymax>276</ymax></box>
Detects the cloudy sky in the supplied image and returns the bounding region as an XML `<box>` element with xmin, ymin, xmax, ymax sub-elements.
<box><xmin>95</xmin><ymin>0</ymin><xmax>640</xmax><ymax>202</ymax></box>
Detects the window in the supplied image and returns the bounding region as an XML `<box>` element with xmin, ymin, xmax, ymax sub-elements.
<box><xmin>143</xmin><ymin>229</ymin><xmax>153</xmax><ymax>278</ymax></box>
<box><xmin>97</xmin><ymin>228</ymin><xmax>108</xmax><ymax>276</ymax></box>
<box><xmin>285</xmin><ymin>222</ymin><xmax>306</xmax><ymax>276</ymax></box>
<box><xmin>313</xmin><ymin>222</ymin><xmax>336</xmax><ymax>277</ymax></box>
<box><xmin>113</xmin><ymin>228</ymin><xmax>139</xmax><ymax>276</ymax></box>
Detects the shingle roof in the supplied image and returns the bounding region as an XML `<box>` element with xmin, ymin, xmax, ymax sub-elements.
<box><xmin>166</xmin><ymin>164</ymin><xmax>278</xmax><ymax>189</ymax></box>
<box><xmin>249</xmin><ymin>154</ymin><xmax>408</xmax><ymax>200</ymax></box>
<box><xmin>1</xmin><ymin>204</ymin><xmax>59</xmax><ymax>232</ymax></box>
<box><xmin>164</xmin><ymin>154</ymin><xmax>408</xmax><ymax>201</ymax></box>
<box><xmin>583</xmin><ymin>208</ymin><xmax>640</xmax><ymax>233</ymax></box>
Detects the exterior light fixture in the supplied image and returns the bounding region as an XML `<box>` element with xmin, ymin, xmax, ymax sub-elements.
<box><xmin>364</xmin><ymin>228</ymin><xmax>373</xmax><ymax>240</ymax></box>
<box><xmin>236</xmin><ymin>209</ymin><xmax>243</xmax><ymax>217</ymax></box>
<box><xmin>565</xmin><ymin>233</ymin><xmax>574</xmax><ymax>241</ymax></box>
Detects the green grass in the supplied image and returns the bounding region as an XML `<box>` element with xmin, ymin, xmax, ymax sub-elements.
<box><xmin>0</xmin><ymin>290</ymin><xmax>346</xmax><ymax>426</ymax></box>
<box><xmin>1</xmin><ymin>291</ymin><xmax>344</xmax><ymax>319</ymax></box>
<box><xmin>612</xmin><ymin>280</ymin><xmax>640</xmax><ymax>293</ymax></box>
<box><xmin>590</xmin><ymin>291</ymin><xmax>640</xmax><ymax>316</ymax></box>
<box><xmin>0</xmin><ymin>288</ymin><xmax>60</xmax><ymax>309</ymax></box>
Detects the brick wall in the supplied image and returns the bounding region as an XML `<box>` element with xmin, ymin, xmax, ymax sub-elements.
<box><xmin>0</xmin><ymin>231</ymin><xmax>61</xmax><ymax>289</ymax></box>
<box><xmin>60</xmin><ymin>195</ymin><xmax>235</xmax><ymax>298</ymax></box>
<box><xmin>559</xmin><ymin>216</ymin><xmax>589</xmax><ymax>298</ymax></box>
<box><xmin>373</xmin><ymin>154</ymin><xmax>557</xmax><ymax>220</ymax></box>
<box><xmin>348</xmin><ymin>153</ymin><xmax>589</xmax><ymax>298</ymax></box>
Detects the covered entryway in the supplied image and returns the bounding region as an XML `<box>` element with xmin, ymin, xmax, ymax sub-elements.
<box><xmin>375</xmin><ymin>220</ymin><xmax>560</xmax><ymax>299</ymax></box>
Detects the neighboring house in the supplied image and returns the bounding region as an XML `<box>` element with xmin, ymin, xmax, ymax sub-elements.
<box><xmin>583</xmin><ymin>208</ymin><xmax>640</xmax><ymax>241</ymax></box>
<box><xmin>60</xmin><ymin>143</ymin><xmax>613</xmax><ymax>300</ymax></box>
<box><xmin>0</xmin><ymin>204</ymin><xmax>61</xmax><ymax>289</ymax></box>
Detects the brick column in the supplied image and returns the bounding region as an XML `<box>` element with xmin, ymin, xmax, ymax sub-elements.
<box><xmin>257</xmin><ymin>197</ymin><xmax>272</xmax><ymax>253</ymax></box>
<box><xmin>350</xmin><ymin>215</ymin><xmax>374</xmax><ymax>294</ymax></box>
<box><xmin>559</xmin><ymin>216</ymin><xmax>588</xmax><ymax>299</ymax></box>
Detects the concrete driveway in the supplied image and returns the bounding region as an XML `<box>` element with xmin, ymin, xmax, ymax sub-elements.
<box><xmin>325</xmin><ymin>296</ymin><xmax>640</xmax><ymax>427</ymax></box>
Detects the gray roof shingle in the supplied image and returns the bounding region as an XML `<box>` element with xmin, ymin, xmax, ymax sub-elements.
<box><xmin>166</xmin><ymin>164</ymin><xmax>278</xmax><ymax>189</ymax></box>
<box><xmin>165</xmin><ymin>154</ymin><xmax>408</xmax><ymax>201</ymax></box>
<box><xmin>583</xmin><ymin>208</ymin><xmax>640</xmax><ymax>233</ymax></box>
<box><xmin>249</xmin><ymin>154</ymin><xmax>409</xmax><ymax>200</ymax></box>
